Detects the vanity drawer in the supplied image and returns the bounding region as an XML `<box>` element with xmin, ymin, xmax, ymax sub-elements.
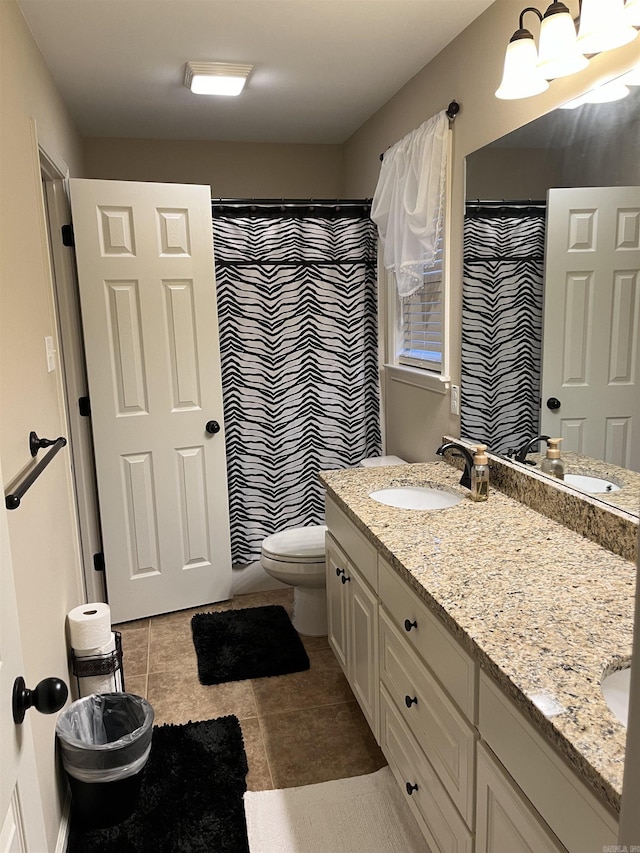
<box><xmin>380</xmin><ymin>685</ymin><xmax>473</xmax><ymax>853</ymax></box>
<box><xmin>379</xmin><ymin>556</ymin><xmax>476</xmax><ymax>721</ymax></box>
<box><xmin>379</xmin><ymin>608</ymin><xmax>476</xmax><ymax>825</ymax></box>
<box><xmin>325</xmin><ymin>497</ymin><xmax>378</xmax><ymax>591</ymax></box>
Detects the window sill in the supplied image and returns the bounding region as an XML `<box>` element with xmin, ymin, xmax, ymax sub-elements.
<box><xmin>384</xmin><ymin>363</ymin><xmax>450</xmax><ymax>394</ymax></box>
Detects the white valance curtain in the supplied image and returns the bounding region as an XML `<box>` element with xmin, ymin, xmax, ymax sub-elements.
<box><xmin>371</xmin><ymin>110</ymin><xmax>449</xmax><ymax>298</ymax></box>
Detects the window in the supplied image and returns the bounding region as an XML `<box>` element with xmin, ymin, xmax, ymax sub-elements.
<box><xmin>397</xmin><ymin>237</ymin><xmax>444</xmax><ymax>373</ymax></box>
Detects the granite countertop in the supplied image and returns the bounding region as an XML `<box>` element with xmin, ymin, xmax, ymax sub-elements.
<box><xmin>525</xmin><ymin>451</ymin><xmax>640</xmax><ymax>516</ymax></box>
<box><xmin>319</xmin><ymin>461</ymin><xmax>636</xmax><ymax>816</ymax></box>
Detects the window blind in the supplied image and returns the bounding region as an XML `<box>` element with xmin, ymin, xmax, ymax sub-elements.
<box><xmin>398</xmin><ymin>240</ymin><xmax>443</xmax><ymax>372</ymax></box>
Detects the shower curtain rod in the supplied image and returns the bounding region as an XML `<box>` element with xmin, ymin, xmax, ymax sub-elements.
<box><xmin>211</xmin><ymin>199</ymin><xmax>373</xmax><ymax>219</ymax></box>
<box><xmin>466</xmin><ymin>199</ymin><xmax>546</xmax><ymax>207</ymax></box>
<box><xmin>211</xmin><ymin>198</ymin><xmax>372</xmax><ymax>208</ymax></box>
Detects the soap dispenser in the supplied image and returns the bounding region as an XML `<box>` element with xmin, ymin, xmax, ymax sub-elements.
<box><xmin>471</xmin><ymin>444</ymin><xmax>489</xmax><ymax>502</ymax></box>
<box><xmin>541</xmin><ymin>437</ymin><xmax>564</xmax><ymax>480</ymax></box>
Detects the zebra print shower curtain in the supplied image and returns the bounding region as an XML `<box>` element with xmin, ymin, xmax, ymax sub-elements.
<box><xmin>461</xmin><ymin>205</ymin><xmax>546</xmax><ymax>456</ymax></box>
<box><xmin>213</xmin><ymin>209</ymin><xmax>380</xmax><ymax>564</ymax></box>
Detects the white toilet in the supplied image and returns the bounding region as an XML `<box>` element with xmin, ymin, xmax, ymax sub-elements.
<box><xmin>261</xmin><ymin>525</ymin><xmax>328</xmax><ymax>636</ymax></box>
<box><xmin>260</xmin><ymin>456</ymin><xmax>407</xmax><ymax>637</ymax></box>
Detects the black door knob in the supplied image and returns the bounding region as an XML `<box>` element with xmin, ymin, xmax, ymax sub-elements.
<box><xmin>546</xmin><ymin>397</ymin><xmax>561</xmax><ymax>410</ymax></box>
<box><xmin>404</xmin><ymin>619</ymin><xmax>417</xmax><ymax>632</ymax></box>
<box><xmin>12</xmin><ymin>676</ymin><xmax>68</xmax><ymax>724</ymax></box>
<box><xmin>205</xmin><ymin>420</ymin><xmax>220</xmax><ymax>434</ymax></box>
<box><xmin>406</xmin><ymin>782</ymin><xmax>419</xmax><ymax>796</ymax></box>
<box><xmin>405</xmin><ymin>695</ymin><xmax>418</xmax><ymax>708</ymax></box>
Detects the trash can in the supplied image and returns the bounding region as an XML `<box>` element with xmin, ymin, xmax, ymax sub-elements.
<box><xmin>56</xmin><ymin>692</ymin><xmax>154</xmax><ymax>828</ymax></box>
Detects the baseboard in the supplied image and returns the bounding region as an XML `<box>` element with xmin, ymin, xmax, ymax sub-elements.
<box><xmin>55</xmin><ymin>787</ymin><xmax>71</xmax><ymax>853</ymax></box>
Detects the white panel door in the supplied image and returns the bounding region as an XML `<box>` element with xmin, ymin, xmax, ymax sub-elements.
<box><xmin>69</xmin><ymin>179</ymin><xmax>232</xmax><ymax>623</ymax></box>
<box><xmin>1</xmin><ymin>457</ymin><xmax>48</xmax><ymax>853</ymax></box>
<box><xmin>541</xmin><ymin>187</ymin><xmax>640</xmax><ymax>472</ymax></box>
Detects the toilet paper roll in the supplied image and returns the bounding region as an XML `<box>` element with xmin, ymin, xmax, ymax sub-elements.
<box><xmin>78</xmin><ymin>669</ymin><xmax>124</xmax><ymax>698</ymax></box>
<box><xmin>73</xmin><ymin>631</ymin><xmax>116</xmax><ymax>659</ymax></box>
<box><xmin>68</xmin><ymin>602</ymin><xmax>111</xmax><ymax>650</ymax></box>
<box><xmin>74</xmin><ymin>632</ymin><xmax>124</xmax><ymax>697</ymax></box>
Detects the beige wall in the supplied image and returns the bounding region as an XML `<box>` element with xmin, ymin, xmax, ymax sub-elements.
<box><xmin>84</xmin><ymin>137</ymin><xmax>344</xmax><ymax>198</ymax></box>
<box><xmin>0</xmin><ymin>2</ymin><xmax>85</xmax><ymax>848</ymax></box>
<box><xmin>343</xmin><ymin>0</ymin><xmax>640</xmax><ymax>463</ymax></box>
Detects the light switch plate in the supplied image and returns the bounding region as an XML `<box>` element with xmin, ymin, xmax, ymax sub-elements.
<box><xmin>450</xmin><ymin>383</ymin><xmax>460</xmax><ymax>415</ymax></box>
<box><xmin>45</xmin><ymin>336</ymin><xmax>56</xmax><ymax>372</ymax></box>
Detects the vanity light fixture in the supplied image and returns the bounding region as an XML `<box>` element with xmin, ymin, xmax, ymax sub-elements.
<box><xmin>538</xmin><ymin>2</ymin><xmax>589</xmax><ymax>79</ymax></box>
<box><xmin>184</xmin><ymin>61</ymin><xmax>253</xmax><ymax>96</ymax></box>
<box><xmin>624</xmin><ymin>0</ymin><xmax>640</xmax><ymax>25</ymax></box>
<box><xmin>559</xmin><ymin>66</ymin><xmax>637</xmax><ymax>107</ymax></box>
<box><xmin>495</xmin><ymin>8</ymin><xmax>550</xmax><ymax>99</ymax></box>
<box><xmin>576</xmin><ymin>0</ymin><xmax>638</xmax><ymax>54</ymax></box>
<box><xmin>496</xmin><ymin>0</ymin><xmax>639</xmax><ymax>100</ymax></box>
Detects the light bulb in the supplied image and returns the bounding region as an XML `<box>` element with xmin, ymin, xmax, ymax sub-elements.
<box><xmin>577</xmin><ymin>0</ymin><xmax>638</xmax><ymax>54</ymax></box>
<box><xmin>496</xmin><ymin>34</ymin><xmax>550</xmax><ymax>99</ymax></box>
<box><xmin>538</xmin><ymin>3</ymin><xmax>589</xmax><ymax>79</ymax></box>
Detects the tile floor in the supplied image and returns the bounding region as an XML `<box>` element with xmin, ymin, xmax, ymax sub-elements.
<box><xmin>114</xmin><ymin>586</ymin><xmax>386</xmax><ymax>792</ymax></box>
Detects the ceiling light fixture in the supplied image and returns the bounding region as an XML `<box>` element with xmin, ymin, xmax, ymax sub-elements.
<box><xmin>184</xmin><ymin>62</ymin><xmax>253</xmax><ymax>96</ymax></box>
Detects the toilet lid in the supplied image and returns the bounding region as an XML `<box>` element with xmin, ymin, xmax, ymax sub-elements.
<box><xmin>261</xmin><ymin>525</ymin><xmax>328</xmax><ymax>562</ymax></box>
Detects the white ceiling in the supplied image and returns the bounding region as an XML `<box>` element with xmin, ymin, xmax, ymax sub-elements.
<box><xmin>17</xmin><ymin>0</ymin><xmax>495</xmax><ymax>144</ymax></box>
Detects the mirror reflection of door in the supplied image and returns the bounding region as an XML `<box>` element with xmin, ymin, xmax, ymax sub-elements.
<box><xmin>541</xmin><ymin>187</ymin><xmax>640</xmax><ymax>473</ymax></box>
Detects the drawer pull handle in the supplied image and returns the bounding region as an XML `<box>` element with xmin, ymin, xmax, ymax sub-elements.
<box><xmin>405</xmin><ymin>782</ymin><xmax>419</xmax><ymax>796</ymax></box>
<box><xmin>404</xmin><ymin>619</ymin><xmax>417</xmax><ymax>632</ymax></box>
<box><xmin>336</xmin><ymin>567</ymin><xmax>345</xmax><ymax>577</ymax></box>
<box><xmin>341</xmin><ymin>574</ymin><xmax>351</xmax><ymax>584</ymax></box>
<box><xmin>405</xmin><ymin>695</ymin><xmax>418</xmax><ymax>708</ymax></box>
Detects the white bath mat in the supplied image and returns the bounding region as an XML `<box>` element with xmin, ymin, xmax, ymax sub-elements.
<box><xmin>244</xmin><ymin>766</ymin><xmax>427</xmax><ymax>853</ymax></box>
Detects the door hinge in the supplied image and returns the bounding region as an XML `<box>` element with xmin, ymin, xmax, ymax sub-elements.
<box><xmin>61</xmin><ymin>224</ymin><xmax>75</xmax><ymax>247</ymax></box>
<box><xmin>78</xmin><ymin>396</ymin><xmax>91</xmax><ymax>417</ymax></box>
<box><xmin>93</xmin><ymin>552</ymin><xmax>105</xmax><ymax>572</ymax></box>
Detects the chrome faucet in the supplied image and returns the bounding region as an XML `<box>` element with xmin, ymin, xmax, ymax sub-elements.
<box><xmin>512</xmin><ymin>435</ymin><xmax>550</xmax><ymax>465</ymax></box>
<box><xmin>436</xmin><ymin>442</ymin><xmax>474</xmax><ymax>489</ymax></box>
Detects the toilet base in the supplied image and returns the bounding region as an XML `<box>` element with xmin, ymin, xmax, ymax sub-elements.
<box><xmin>292</xmin><ymin>586</ymin><xmax>327</xmax><ymax>637</ymax></box>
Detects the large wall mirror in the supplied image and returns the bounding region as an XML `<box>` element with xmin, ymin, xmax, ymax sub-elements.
<box><xmin>461</xmin><ymin>87</ymin><xmax>640</xmax><ymax>516</ymax></box>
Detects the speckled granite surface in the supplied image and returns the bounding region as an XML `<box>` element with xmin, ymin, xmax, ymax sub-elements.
<box><xmin>319</xmin><ymin>462</ymin><xmax>636</xmax><ymax>815</ymax></box>
<box><xmin>518</xmin><ymin>451</ymin><xmax>640</xmax><ymax>516</ymax></box>
<box><xmin>445</xmin><ymin>437</ymin><xmax>639</xmax><ymax>563</ymax></box>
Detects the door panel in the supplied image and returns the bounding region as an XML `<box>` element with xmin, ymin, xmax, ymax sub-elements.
<box><xmin>70</xmin><ymin>180</ymin><xmax>232</xmax><ymax>622</ymax></box>
<box><xmin>541</xmin><ymin>187</ymin><xmax>640</xmax><ymax>472</ymax></box>
<box><xmin>0</xmin><ymin>458</ymin><xmax>47</xmax><ymax>852</ymax></box>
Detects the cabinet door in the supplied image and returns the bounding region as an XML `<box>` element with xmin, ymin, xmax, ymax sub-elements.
<box><xmin>349</xmin><ymin>568</ymin><xmax>379</xmax><ymax>739</ymax></box>
<box><xmin>326</xmin><ymin>534</ymin><xmax>349</xmax><ymax>674</ymax></box>
<box><xmin>476</xmin><ymin>743</ymin><xmax>566</xmax><ymax>853</ymax></box>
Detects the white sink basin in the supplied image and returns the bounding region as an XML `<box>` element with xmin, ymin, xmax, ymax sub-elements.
<box><xmin>369</xmin><ymin>486</ymin><xmax>462</xmax><ymax>511</ymax></box>
<box><xmin>564</xmin><ymin>474</ymin><xmax>621</xmax><ymax>494</ymax></box>
<box><xmin>602</xmin><ymin>666</ymin><xmax>630</xmax><ymax>727</ymax></box>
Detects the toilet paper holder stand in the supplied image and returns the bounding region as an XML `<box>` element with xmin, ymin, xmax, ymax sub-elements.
<box><xmin>70</xmin><ymin>631</ymin><xmax>124</xmax><ymax>694</ymax></box>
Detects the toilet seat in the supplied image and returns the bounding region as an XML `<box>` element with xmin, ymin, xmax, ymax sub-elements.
<box><xmin>261</xmin><ymin>525</ymin><xmax>327</xmax><ymax>564</ymax></box>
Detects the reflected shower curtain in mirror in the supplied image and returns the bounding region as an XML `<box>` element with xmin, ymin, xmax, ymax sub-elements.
<box><xmin>461</xmin><ymin>205</ymin><xmax>546</xmax><ymax>456</ymax></box>
<box><xmin>213</xmin><ymin>211</ymin><xmax>380</xmax><ymax>563</ymax></box>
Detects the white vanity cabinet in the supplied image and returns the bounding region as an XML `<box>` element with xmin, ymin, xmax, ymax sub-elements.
<box><xmin>325</xmin><ymin>499</ymin><xmax>379</xmax><ymax>738</ymax></box>
<box><xmin>476</xmin><ymin>742</ymin><xmax>566</xmax><ymax>853</ymax></box>
<box><xmin>478</xmin><ymin>673</ymin><xmax>618</xmax><ymax>853</ymax></box>
<box><xmin>324</xmin><ymin>494</ymin><xmax>620</xmax><ymax>853</ymax></box>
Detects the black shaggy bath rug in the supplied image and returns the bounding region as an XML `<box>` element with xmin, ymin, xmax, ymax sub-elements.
<box><xmin>191</xmin><ymin>604</ymin><xmax>310</xmax><ymax>685</ymax></box>
<box><xmin>66</xmin><ymin>715</ymin><xmax>249</xmax><ymax>853</ymax></box>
